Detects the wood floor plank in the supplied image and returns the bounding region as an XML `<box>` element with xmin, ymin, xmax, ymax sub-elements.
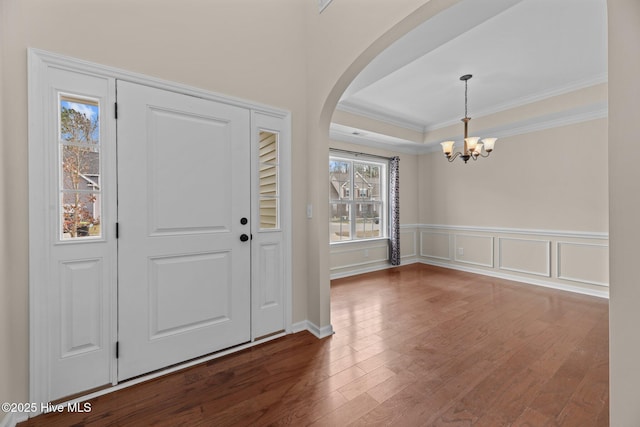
<box><xmin>308</xmin><ymin>392</ymin><xmax>379</xmax><ymax>427</ymax></box>
<box><xmin>19</xmin><ymin>264</ymin><xmax>609</xmax><ymax>427</ymax></box>
<box><xmin>337</xmin><ymin>366</ymin><xmax>397</xmax><ymax>400</ymax></box>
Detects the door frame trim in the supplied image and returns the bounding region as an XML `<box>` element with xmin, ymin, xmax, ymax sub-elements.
<box><xmin>28</xmin><ymin>48</ymin><xmax>293</xmax><ymax>409</ymax></box>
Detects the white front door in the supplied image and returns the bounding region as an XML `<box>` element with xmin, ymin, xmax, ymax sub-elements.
<box><xmin>116</xmin><ymin>81</ymin><xmax>251</xmax><ymax>381</ymax></box>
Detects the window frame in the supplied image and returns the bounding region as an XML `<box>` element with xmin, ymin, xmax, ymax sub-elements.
<box><xmin>329</xmin><ymin>152</ymin><xmax>388</xmax><ymax>244</ymax></box>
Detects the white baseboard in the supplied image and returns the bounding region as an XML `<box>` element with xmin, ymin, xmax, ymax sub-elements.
<box><xmin>419</xmin><ymin>259</ymin><xmax>609</xmax><ymax>299</ymax></box>
<box><xmin>14</xmin><ymin>323</ymin><xmax>331</xmax><ymax>424</ymax></box>
<box><xmin>328</xmin><ymin>253</ymin><xmax>608</xmax><ymax>299</ymax></box>
<box><xmin>329</xmin><ymin>257</ymin><xmax>420</xmax><ymax>280</ymax></box>
<box><xmin>292</xmin><ymin>320</ymin><xmax>334</xmax><ymax>339</ymax></box>
<box><xmin>0</xmin><ymin>413</ymin><xmax>12</xmax><ymax>427</ymax></box>
<box><xmin>20</xmin><ymin>331</ymin><xmax>290</xmax><ymax>419</ymax></box>
<box><xmin>1</xmin><ymin>412</ymin><xmax>27</xmax><ymax>427</ymax></box>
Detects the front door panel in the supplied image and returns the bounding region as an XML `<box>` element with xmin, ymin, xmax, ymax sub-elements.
<box><xmin>116</xmin><ymin>81</ymin><xmax>251</xmax><ymax>381</ymax></box>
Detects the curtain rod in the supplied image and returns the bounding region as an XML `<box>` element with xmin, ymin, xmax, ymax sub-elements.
<box><xmin>329</xmin><ymin>148</ymin><xmax>396</xmax><ymax>161</ymax></box>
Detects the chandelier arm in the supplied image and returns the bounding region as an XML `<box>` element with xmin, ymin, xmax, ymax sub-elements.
<box><xmin>446</xmin><ymin>151</ymin><xmax>462</xmax><ymax>162</ymax></box>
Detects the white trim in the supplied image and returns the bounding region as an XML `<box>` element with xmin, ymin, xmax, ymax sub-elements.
<box><xmin>283</xmin><ymin>113</ymin><xmax>294</xmax><ymax>334</ymax></box>
<box><xmin>481</xmin><ymin>104</ymin><xmax>608</xmax><ymax>141</ymax></box>
<box><xmin>460</xmin><ymin>74</ymin><xmax>608</xmax><ymax>128</ymax></box>
<box><xmin>250</xmin><ymin>111</ymin><xmax>293</xmax><ymax>338</ymax></box>
<box><xmin>401</xmin><ymin>224</ymin><xmax>422</xmax><ymax>229</ymax></box>
<box><xmin>400</xmin><ymin>228</ymin><xmax>418</xmax><ymax>258</ymax></box>
<box><xmin>419</xmin><ymin>224</ymin><xmax>608</xmax><ymax>240</ymax></box>
<box><xmin>426</xmin><ymin>102</ymin><xmax>608</xmax><ymax>147</ymax></box>
<box><xmin>318</xmin><ymin>0</ymin><xmax>333</xmax><ymax>13</ymax></box>
<box><xmin>453</xmin><ymin>234</ymin><xmax>494</xmax><ymax>268</ymax></box>
<box><xmin>330</xmin><ymin>237</ymin><xmax>388</xmax><ymax>247</ymax></box>
<box><xmin>21</xmin><ymin>322</ymin><xmax>324</xmax><ymax>422</ymax></box>
<box><xmin>498</xmin><ymin>237</ymin><xmax>551</xmax><ymax>277</ymax></box>
<box><xmin>419</xmin><ymin>230</ymin><xmax>451</xmax><ymax>261</ymax></box>
<box><xmin>556</xmin><ymin>241</ymin><xmax>609</xmax><ymax>287</ymax></box>
<box><xmin>28</xmin><ymin>332</ymin><xmax>288</xmax><ymax>418</ymax></box>
<box><xmin>0</xmin><ymin>412</ymin><xmax>26</xmax><ymax>427</ymax></box>
<box><xmin>330</xmin><ymin>262</ymin><xmax>392</xmax><ymax>279</ymax></box>
<box><xmin>425</xmin><ymin>75</ymin><xmax>608</xmax><ymax>133</ymax></box>
<box><xmin>330</xmin><ymin>224</ymin><xmax>608</xmax><ymax>296</ymax></box>
<box><xmin>29</xmin><ymin>49</ymin><xmax>289</xmax><ymax>119</ymax></box>
<box><xmin>292</xmin><ymin>320</ymin><xmax>335</xmax><ymax>339</ymax></box>
<box><xmin>28</xmin><ymin>48</ymin><xmax>293</xmax><ymax>407</ymax></box>
<box><xmin>329</xmin><ymin>258</ymin><xmax>419</xmax><ymax>280</ymax></box>
<box><xmin>329</xmin><ymin>238</ymin><xmax>388</xmax><ymax>250</ymax></box>
<box><xmin>336</xmin><ymin>102</ymin><xmax>426</xmax><ymax>133</ymax></box>
<box><xmin>329</xmin><ymin>151</ymin><xmax>389</xmax><ymax>244</ymax></box>
<box><xmin>28</xmin><ymin>48</ymin><xmax>49</xmax><ymax>410</ymax></box>
<box><xmin>329</xmin><ymin>257</ymin><xmax>389</xmax><ymax>272</ymax></box>
<box><xmin>420</xmin><ymin>259</ymin><xmax>609</xmax><ymax>299</ymax></box>
<box><xmin>291</xmin><ymin>320</ymin><xmax>308</xmax><ymax>334</ymax></box>
<box><xmin>329</xmin><ymin>126</ymin><xmax>424</xmax><ymax>155</ymax></box>
<box><xmin>332</xmin><ymin>100</ymin><xmax>608</xmax><ymax>156</ymax></box>
<box><xmin>336</xmin><ymin>74</ymin><xmax>607</xmax><ymax>137</ymax></box>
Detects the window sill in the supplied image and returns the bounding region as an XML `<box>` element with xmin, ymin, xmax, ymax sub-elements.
<box><xmin>330</xmin><ymin>237</ymin><xmax>389</xmax><ymax>246</ymax></box>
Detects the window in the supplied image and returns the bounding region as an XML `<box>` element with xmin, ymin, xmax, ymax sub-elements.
<box><xmin>258</xmin><ymin>130</ymin><xmax>279</xmax><ymax>230</ymax></box>
<box><xmin>329</xmin><ymin>152</ymin><xmax>387</xmax><ymax>243</ymax></box>
<box><xmin>59</xmin><ymin>94</ymin><xmax>102</xmax><ymax>240</ymax></box>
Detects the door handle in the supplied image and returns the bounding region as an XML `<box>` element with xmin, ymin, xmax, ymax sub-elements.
<box><xmin>240</xmin><ymin>234</ymin><xmax>249</xmax><ymax>242</ymax></box>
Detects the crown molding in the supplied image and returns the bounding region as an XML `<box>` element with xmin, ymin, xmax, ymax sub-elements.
<box><xmin>426</xmin><ymin>74</ymin><xmax>608</xmax><ymax>132</ymax></box>
<box><xmin>329</xmin><ymin>124</ymin><xmax>430</xmax><ymax>155</ymax></box>
<box><xmin>425</xmin><ymin>101</ymin><xmax>608</xmax><ymax>146</ymax></box>
<box><xmin>338</xmin><ymin>75</ymin><xmax>607</xmax><ymax>137</ymax></box>
<box><xmin>336</xmin><ymin>101</ymin><xmax>426</xmax><ymax>133</ymax></box>
<box><xmin>332</xmin><ymin>100</ymin><xmax>608</xmax><ymax>155</ymax></box>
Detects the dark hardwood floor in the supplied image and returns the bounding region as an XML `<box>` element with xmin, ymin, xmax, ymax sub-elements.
<box><xmin>20</xmin><ymin>264</ymin><xmax>609</xmax><ymax>426</ymax></box>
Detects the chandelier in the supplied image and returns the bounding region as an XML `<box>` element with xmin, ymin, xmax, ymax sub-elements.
<box><xmin>440</xmin><ymin>74</ymin><xmax>497</xmax><ymax>163</ymax></box>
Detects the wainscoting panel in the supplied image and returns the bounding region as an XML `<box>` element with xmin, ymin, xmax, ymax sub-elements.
<box><xmin>417</xmin><ymin>225</ymin><xmax>609</xmax><ymax>298</ymax></box>
<box><xmin>400</xmin><ymin>229</ymin><xmax>417</xmax><ymax>259</ymax></box>
<box><xmin>557</xmin><ymin>242</ymin><xmax>609</xmax><ymax>287</ymax></box>
<box><xmin>330</xmin><ymin>243</ymin><xmax>387</xmax><ymax>268</ymax></box>
<box><xmin>420</xmin><ymin>230</ymin><xmax>450</xmax><ymax>261</ymax></box>
<box><xmin>454</xmin><ymin>234</ymin><xmax>494</xmax><ymax>268</ymax></box>
<box><xmin>330</xmin><ymin>225</ymin><xmax>609</xmax><ymax>298</ymax></box>
<box><xmin>499</xmin><ymin>238</ymin><xmax>551</xmax><ymax>277</ymax></box>
<box><xmin>330</xmin><ymin>226</ymin><xmax>419</xmax><ymax>279</ymax></box>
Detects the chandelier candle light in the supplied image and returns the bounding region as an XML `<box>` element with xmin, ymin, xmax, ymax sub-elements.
<box><xmin>440</xmin><ymin>74</ymin><xmax>497</xmax><ymax>163</ymax></box>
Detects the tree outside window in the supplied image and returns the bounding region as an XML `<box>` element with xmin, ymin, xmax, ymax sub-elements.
<box><xmin>59</xmin><ymin>96</ymin><xmax>101</xmax><ymax>239</ymax></box>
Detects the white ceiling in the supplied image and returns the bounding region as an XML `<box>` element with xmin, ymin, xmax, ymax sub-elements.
<box><xmin>333</xmin><ymin>0</ymin><xmax>608</xmax><ymax>152</ymax></box>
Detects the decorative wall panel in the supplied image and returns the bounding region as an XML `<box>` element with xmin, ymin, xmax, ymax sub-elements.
<box><xmin>420</xmin><ymin>230</ymin><xmax>450</xmax><ymax>260</ymax></box>
<box><xmin>557</xmin><ymin>242</ymin><xmax>609</xmax><ymax>287</ymax></box>
<box><xmin>499</xmin><ymin>237</ymin><xmax>551</xmax><ymax>277</ymax></box>
<box><xmin>454</xmin><ymin>234</ymin><xmax>494</xmax><ymax>268</ymax></box>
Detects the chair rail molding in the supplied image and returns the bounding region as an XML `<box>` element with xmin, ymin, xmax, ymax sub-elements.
<box><xmin>329</xmin><ymin>223</ymin><xmax>608</xmax><ymax>297</ymax></box>
<box><xmin>417</xmin><ymin>224</ymin><xmax>609</xmax><ymax>298</ymax></box>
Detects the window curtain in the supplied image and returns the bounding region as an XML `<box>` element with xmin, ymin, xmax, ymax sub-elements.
<box><xmin>389</xmin><ymin>156</ymin><xmax>400</xmax><ymax>266</ymax></box>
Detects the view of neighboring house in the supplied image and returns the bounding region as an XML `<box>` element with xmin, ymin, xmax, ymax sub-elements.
<box><xmin>329</xmin><ymin>158</ymin><xmax>384</xmax><ymax>242</ymax></box>
<box><xmin>61</xmin><ymin>150</ymin><xmax>100</xmax><ymax>237</ymax></box>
